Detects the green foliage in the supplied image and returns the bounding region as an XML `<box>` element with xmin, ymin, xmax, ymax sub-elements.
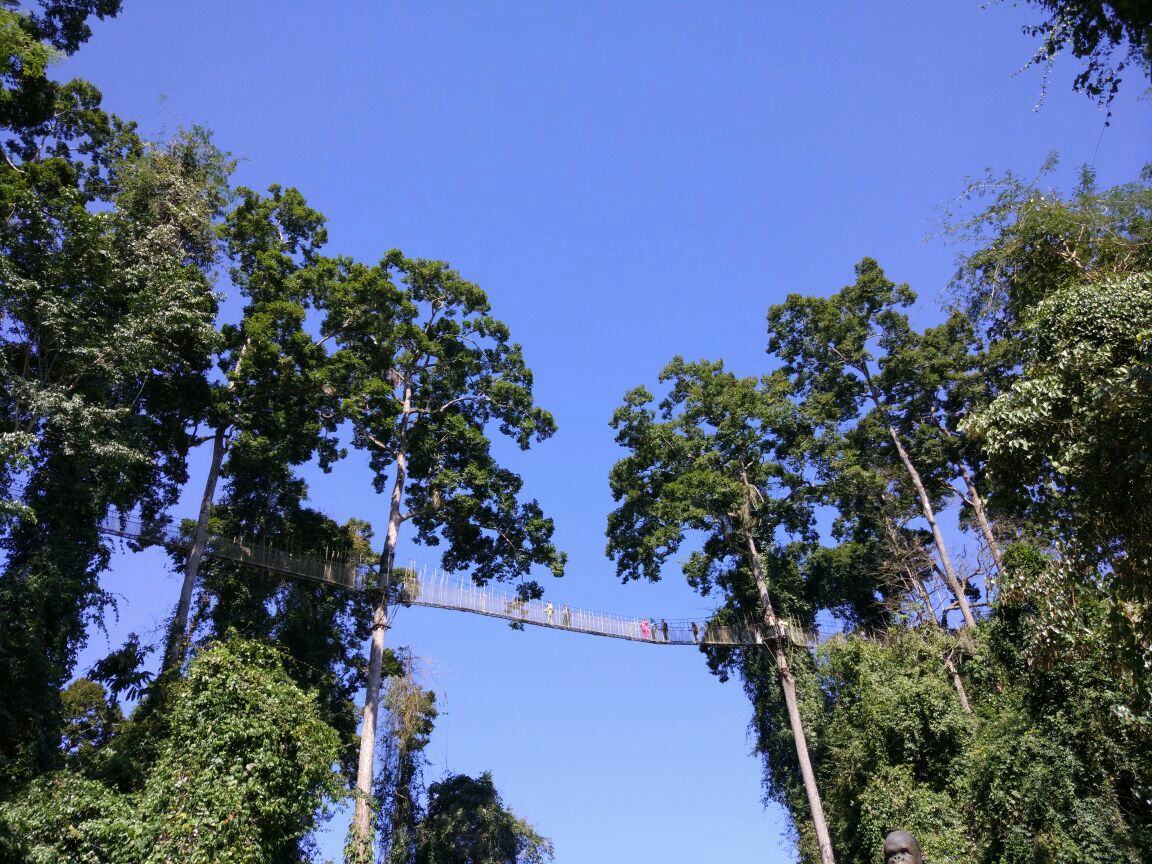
<box><xmin>0</xmin><ymin>122</ymin><xmax>228</xmax><ymax>785</ymax></box>
<box><xmin>0</xmin><ymin>772</ymin><xmax>130</xmax><ymax>864</ymax></box>
<box><xmin>816</xmin><ymin>631</ymin><xmax>977</xmax><ymax>864</ymax></box>
<box><xmin>376</xmin><ymin>659</ymin><xmax>438</xmax><ymax>864</ymax></box>
<box><xmin>416</xmin><ymin>773</ymin><xmax>553</xmax><ymax>864</ymax></box>
<box><xmin>965</xmin><ymin>274</ymin><xmax>1152</xmax><ymax>663</ymax></box>
<box><xmin>59</xmin><ymin>678</ymin><xmax>121</xmax><ymax>770</ymax></box>
<box><xmin>607</xmin><ymin>356</ymin><xmax>810</xmax><ymax>599</ymax></box>
<box><xmin>129</xmin><ymin>639</ymin><xmax>344</xmax><ymax>863</ymax></box>
<box><xmin>954</xmin><ymin>168</ymin><xmax>1152</xmax><ymax>676</ymax></box>
<box><xmin>790</xmin><ymin>543</ymin><xmax>1152</xmax><ymax>864</ymax></box>
<box><xmin>1</xmin><ymin>639</ymin><xmax>346</xmax><ymax>863</ymax></box>
<box><xmin>0</xmin><ymin>13</ymin><xmax>230</xmax><ymax>783</ymax></box>
<box><xmin>326</xmin><ymin>250</ymin><xmax>565</xmax><ymax>587</ymax></box>
<box><xmin>1005</xmin><ymin>1</ymin><xmax>1152</xmax><ymax>106</ymax></box>
<box><xmin>950</xmin><ymin>162</ymin><xmax>1152</xmax><ymax>344</ymax></box>
<box><xmin>0</xmin><ymin>2</ymin><xmax>121</xmax><ymax>135</ymax></box>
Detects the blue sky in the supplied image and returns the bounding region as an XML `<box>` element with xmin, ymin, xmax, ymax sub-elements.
<box><xmin>63</xmin><ymin>3</ymin><xmax>1148</xmax><ymax>862</ymax></box>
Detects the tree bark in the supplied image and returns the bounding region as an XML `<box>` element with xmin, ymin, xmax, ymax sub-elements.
<box><xmin>862</xmin><ymin>373</ymin><xmax>976</xmax><ymax>629</ymax></box>
<box><xmin>958</xmin><ymin>463</ymin><xmax>1005</xmax><ymax>577</ymax></box>
<box><xmin>162</xmin><ymin>424</ymin><xmax>226</xmax><ymax>671</ymax></box>
<box><xmin>738</xmin><ymin>492</ymin><xmax>835</xmax><ymax>864</ymax></box>
<box><xmin>351</xmin><ymin>382</ymin><xmax>411</xmax><ymax>859</ymax></box>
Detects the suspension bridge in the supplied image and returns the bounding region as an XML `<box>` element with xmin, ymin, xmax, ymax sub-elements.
<box><xmin>99</xmin><ymin>514</ymin><xmax>817</xmax><ymax>649</ymax></box>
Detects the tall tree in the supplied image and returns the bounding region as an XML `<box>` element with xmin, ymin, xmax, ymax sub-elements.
<box><xmin>950</xmin><ymin>166</ymin><xmax>1152</xmax><ymax>681</ymax></box>
<box><xmin>964</xmin><ymin>273</ymin><xmax>1152</xmax><ymax>673</ymax></box>
<box><xmin>0</xmin><ymin>122</ymin><xmax>228</xmax><ymax>784</ymax></box>
<box><xmin>324</xmin><ymin>251</ymin><xmax>565</xmax><ymax>858</ymax></box>
<box><xmin>880</xmin><ymin>310</ymin><xmax>1008</xmax><ymax>577</ymax></box>
<box><xmin>768</xmin><ymin>259</ymin><xmax>978</xmax><ymax>629</ymax></box>
<box><xmin>161</xmin><ymin>183</ymin><xmax>338</xmax><ymax>672</ymax></box>
<box><xmin>606</xmin><ymin>357</ymin><xmax>837</xmax><ymax>864</ymax></box>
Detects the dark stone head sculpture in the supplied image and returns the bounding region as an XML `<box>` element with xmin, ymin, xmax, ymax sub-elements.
<box><xmin>883</xmin><ymin>830</ymin><xmax>923</xmax><ymax>864</ymax></box>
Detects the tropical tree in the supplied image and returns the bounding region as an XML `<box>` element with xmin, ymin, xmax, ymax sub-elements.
<box><xmin>606</xmin><ymin>357</ymin><xmax>836</xmax><ymax>864</ymax></box>
<box><xmin>0</xmin><ymin>119</ymin><xmax>228</xmax><ymax>784</ymax></box>
<box><xmin>323</xmin><ymin>251</ymin><xmax>565</xmax><ymax>858</ymax></box>
<box><xmin>768</xmin><ymin>259</ymin><xmax>979</xmax><ymax>629</ymax></box>
<box><xmin>162</xmin><ymin>183</ymin><xmax>339</xmax><ymax>672</ymax></box>
<box><xmin>1</xmin><ymin>639</ymin><xmax>346</xmax><ymax>863</ymax></box>
<box><xmin>964</xmin><ymin>274</ymin><xmax>1152</xmax><ymax>672</ymax></box>
<box><xmin>950</xmin><ymin>166</ymin><xmax>1152</xmax><ymax>679</ymax></box>
<box><xmin>416</xmin><ymin>772</ymin><xmax>553</xmax><ymax>864</ymax></box>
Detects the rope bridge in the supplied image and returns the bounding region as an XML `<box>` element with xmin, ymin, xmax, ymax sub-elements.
<box><xmin>99</xmin><ymin>514</ymin><xmax>816</xmax><ymax>649</ymax></box>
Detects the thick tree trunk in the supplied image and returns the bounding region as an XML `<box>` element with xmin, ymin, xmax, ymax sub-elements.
<box><xmin>351</xmin><ymin>388</ymin><xmax>411</xmax><ymax>860</ymax></box>
<box><xmin>959</xmin><ymin>463</ymin><xmax>1005</xmax><ymax>577</ymax></box>
<box><xmin>162</xmin><ymin>425</ymin><xmax>226</xmax><ymax>671</ymax></box>
<box><xmin>741</xmin><ymin>520</ymin><xmax>835</xmax><ymax>864</ymax></box>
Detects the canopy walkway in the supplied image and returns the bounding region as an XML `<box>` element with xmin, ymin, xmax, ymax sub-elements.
<box><xmin>99</xmin><ymin>515</ymin><xmax>816</xmax><ymax>649</ymax></box>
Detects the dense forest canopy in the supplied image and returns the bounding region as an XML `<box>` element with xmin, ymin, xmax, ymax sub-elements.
<box><xmin>0</xmin><ymin>2</ymin><xmax>1149</xmax><ymax>863</ymax></box>
<box><xmin>608</xmin><ymin>164</ymin><xmax>1152</xmax><ymax>862</ymax></box>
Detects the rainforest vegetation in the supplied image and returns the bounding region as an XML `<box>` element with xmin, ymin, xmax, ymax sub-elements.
<box><xmin>0</xmin><ymin>2</ymin><xmax>1148</xmax><ymax>863</ymax></box>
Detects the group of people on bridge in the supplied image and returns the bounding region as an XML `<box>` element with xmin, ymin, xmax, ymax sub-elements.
<box><xmin>540</xmin><ymin>601</ymin><xmax>706</xmax><ymax>643</ymax></box>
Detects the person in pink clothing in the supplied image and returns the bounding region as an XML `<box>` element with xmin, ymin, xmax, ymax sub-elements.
<box><xmin>640</xmin><ymin>618</ymin><xmax>650</xmax><ymax>640</ymax></box>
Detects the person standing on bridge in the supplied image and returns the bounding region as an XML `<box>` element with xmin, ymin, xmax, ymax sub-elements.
<box><xmin>545</xmin><ymin>601</ymin><xmax>554</xmax><ymax>624</ymax></box>
<box><xmin>691</xmin><ymin>622</ymin><xmax>700</xmax><ymax>643</ymax></box>
<box><xmin>640</xmin><ymin>618</ymin><xmax>650</xmax><ymax>640</ymax></box>
<box><xmin>562</xmin><ymin>605</ymin><xmax>571</xmax><ymax>628</ymax></box>
<box><xmin>661</xmin><ymin>619</ymin><xmax>669</xmax><ymax>642</ymax></box>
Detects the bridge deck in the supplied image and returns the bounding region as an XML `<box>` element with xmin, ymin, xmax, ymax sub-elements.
<box><xmin>100</xmin><ymin>517</ymin><xmax>815</xmax><ymax>648</ymax></box>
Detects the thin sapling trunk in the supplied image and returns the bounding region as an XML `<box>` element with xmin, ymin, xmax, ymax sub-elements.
<box><xmin>959</xmin><ymin>463</ymin><xmax>1005</xmax><ymax>577</ymax></box>
<box><xmin>162</xmin><ymin>424</ymin><xmax>226</xmax><ymax>671</ymax></box>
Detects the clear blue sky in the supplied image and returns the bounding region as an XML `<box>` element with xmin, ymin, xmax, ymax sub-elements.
<box><xmin>64</xmin><ymin>3</ymin><xmax>1147</xmax><ymax>862</ymax></box>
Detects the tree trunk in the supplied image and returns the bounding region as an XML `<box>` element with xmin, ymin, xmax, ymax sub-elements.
<box><xmin>910</xmin><ymin>573</ymin><xmax>972</xmax><ymax>714</ymax></box>
<box><xmin>162</xmin><ymin>424</ymin><xmax>226</xmax><ymax>671</ymax></box>
<box><xmin>740</xmin><ymin>514</ymin><xmax>835</xmax><ymax>864</ymax></box>
<box><xmin>162</xmin><ymin>337</ymin><xmax>254</xmax><ymax>670</ymax></box>
<box><xmin>944</xmin><ymin>654</ymin><xmax>972</xmax><ymax>714</ymax></box>
<box><xmin>959</xmin><ymin>463</ymin><xmax>1005</xmax><ymax>577</ymax></box>
<box><xmin>351</xmin><ymin>387</ymin><xmax>411</xmax><ymax>860</ymax></box>
<box><xmin>862</xmin><ymin>375</ymin><xmax>976</xmax><ymax>628</ymax></box>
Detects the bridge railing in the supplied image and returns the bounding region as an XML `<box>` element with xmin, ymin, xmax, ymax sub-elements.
<box><xmin>97</xmin><ymin>514</ymin><xmax>817</xmax><ymax>648</ymax></box>
<box><xmin>391</xmin><ymin>564</ymin><xmax>814</xmax><ymax>648</ymax></box>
